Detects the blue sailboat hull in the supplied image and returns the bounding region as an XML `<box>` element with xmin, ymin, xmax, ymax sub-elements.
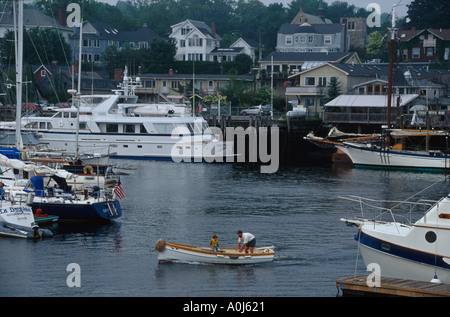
<box><xmin>31</xmin><ymin>200</ymin><xmax>122</xmax><ymax>220</ymax></box>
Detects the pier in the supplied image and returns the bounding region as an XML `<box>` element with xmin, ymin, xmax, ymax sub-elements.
<box><xmin>336</xmin><ymin>275</ymin><xmax>450</xmax><ymax>297</ymax></box>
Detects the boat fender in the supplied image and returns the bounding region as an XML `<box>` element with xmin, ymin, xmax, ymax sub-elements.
<box><xmin>155</xmin><ymin>239</ymin><xmax>166</xmax><ymax>252</ymax></box>
<box><xmin>26</xmin><ymin>192</ymin><xmax>35</xmax><ymax>205</ymax></box>
<box><xmin>83</xmin><ymin>165</ymin><xmax>94</xmax><ymax>174</ymax></box>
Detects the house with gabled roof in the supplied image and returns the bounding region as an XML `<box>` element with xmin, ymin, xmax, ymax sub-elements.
<box><xmin>286</xmin><ymin>61</ymin><xmax>450</xmax><ymax>120</ymax></box>
<box><xmin>398</xmin><ymin>27</ymin><xmax>450</xmax><ymax>62</ymax></box>
<box><xmin>169</xmin><ymin>19</ymin><xmax>221</xmax><ymax>62</ymax></box>
<box><xmin>69</xmin><ymin>21</ymin><xmax>160</xmax><ymax>63</ymax></box>
<box><xmin>209</xmin><ymin>37</ymin><xmax>261</xmax><ymax>65</ymax></box>
<box><xmin>0</xmin><ymin>7</ymin><xmax>72</xmax><ymax>41</ymax></box>
<box><xmin>257</xmin><ymin>51</ymin><xmax>360</xmax><ymax>97</ymax></box>
<box><xmin>276</xmin><ymin>22</ymin><xmax>348</xmax><ymax>53</ymax></box>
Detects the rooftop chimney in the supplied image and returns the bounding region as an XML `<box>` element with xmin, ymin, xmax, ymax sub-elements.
<box><xmin>58</xmin><ymin>7</ymin><xmax>66</xmax><ymax>26</ymax></box>
<box><xmin>211</xmin><ymin>22</ymin><xmax>216</xmax><ymax>37</ymax></box>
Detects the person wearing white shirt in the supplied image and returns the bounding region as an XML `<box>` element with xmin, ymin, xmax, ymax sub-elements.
<box><xmin>237</xmin><ymin>230</ymin><xmax>256</xmax><ymax>254</ymax></box>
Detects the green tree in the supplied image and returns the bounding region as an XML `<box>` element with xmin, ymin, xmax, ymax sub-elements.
<box><xmin>4</xmin><ymin>28</ymin><xmax>71</xmax><ymax>65</ymax></box>
<box><xmin>407</xmin><ymin>0</ymin><xmax>450</xmax><ymax>29</ymax></box>
<box><xmin>144</xmin><ymin>38</ymin><xmax>177</xmax><ymax>73</ymax></box>
<box><xmin>366</xmin><ymin>31</ymin><xmax>384</xmax><ymax>59</ymax></box>
<box><xmin>326</xmin><ymin>77</ymin><xmax>341</xmax><ymax>102</ymax></box>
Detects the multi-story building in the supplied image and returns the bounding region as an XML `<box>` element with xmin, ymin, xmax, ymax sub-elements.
<box><xmin>398</xmin><ymin>27</ymin><xmax>450</xmax><ymax>62</ymax></box>
<box><xmin>69</xmin><ymin>21</ymin><xmax>160</xmax><ymax>63</ymax></box>
<box><xmin>286</xmin><ymin>61</ymin><xmax>450</xmax><ymax>121</ymax></box>
<box><xmin>340</xmin><ymin>17</ymin><xmax>367</xmax><ymax>49</ymax></box>
<box><xmin>169</xmin><ymin>19</ymin><xmax>221</xmax><ymax>62</ymax></box>
<box><xmin>0</xmin><ymin>7</ymin><xmax>71</xmax><ymax>42</ymax></box>
<box><xmin>258</xmin><ymin>51</ymin><xmax>360</xmax><ymax>98</ymax></box>
<box><xmin>276</xmin><ymin>23</ymin><xmax>348</xmax><ymax>53</ymax></box>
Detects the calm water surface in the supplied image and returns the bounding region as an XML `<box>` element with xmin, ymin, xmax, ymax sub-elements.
<box><xmin>1</xmin><ymin>160</ymin><xmax>449</xmax><ymax>297</ymax></box>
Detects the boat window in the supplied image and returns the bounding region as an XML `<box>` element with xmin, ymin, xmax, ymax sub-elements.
<box><xmin>81</xmin><ymin>97</ymin><xmax>107</xmax><ymax>105</ymax></box>
<box><xmin>202</xmin><ymin>122</ymin><xmax>211</xmax><ymax>133</ymax></box>
<box><xmin>79</xmin><ymin>122</ymin><xmax>86</xmax><ymax>129</ymax></box>
<box><xmin>191</xmin><ymin>121</ymin><xmax>203</xmax><ymax>133</ymax></box>
<box><xmin>125</xmin><ymin>124</ymin><xmax>135</xmax><ymax>133</ymax></box>
<box><xmin>47</xmin><ymin>122</ymin><xmax>53</xmax><ymax>129</ymax></box>
<box><xmin>63</xmin><ymin>112</ymin><xmax>70</xmax><ymax>118</ymax></box>
<box><xmin>139</xmin><ymin>124</ymin><xmax>148</xmax><ymax>133</ymax></box>
<box><xmin>25</xmin><ymin>122</ymin><xmax>38</xmax><ymax>129</ymax></box>
<box><xmin>39</xmin><ymin>122</ymin><xmax>46</xmax><ymax>129</ymax></box>
<box><xmin>154</xmin><ymin>123</ymin><xmax>175</xmax><ymax>134</ymax></box>
<box><xmin>186</xmin><ymin>123</ymin><xmax>194</xmax><ymax>133</ymax></box>
<box><xmin>106</xmin><ymin>124</ymin><xmax>119</xmax><ymax>133</ymax></box>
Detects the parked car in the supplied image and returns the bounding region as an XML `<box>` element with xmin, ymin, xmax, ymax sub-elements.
<box><xmin>240</xmin><ymin>104</ymin><xmax>272</xmax><ymax>115</ymax></box>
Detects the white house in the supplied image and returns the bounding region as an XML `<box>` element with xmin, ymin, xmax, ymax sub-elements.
<box><xmin>169</xmin><ymin>19</ymin><xmax>221</xmax><ymax>62</ymax></box>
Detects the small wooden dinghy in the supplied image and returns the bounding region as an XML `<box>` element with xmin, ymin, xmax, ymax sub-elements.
<box><xmin>155</xmin><ymin>239</ymin><xmax>274</xmax><ymax>265</ymax></box>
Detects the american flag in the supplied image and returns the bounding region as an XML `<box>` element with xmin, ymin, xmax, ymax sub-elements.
<box><xmin>113</xmin><ymin>180</ymin><xmax>125</xmax><ymax>199</ymax></box>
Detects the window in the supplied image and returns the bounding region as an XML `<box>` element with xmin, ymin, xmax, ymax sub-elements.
<box><xmin>146</xmin><ymin>81</ymin><xmax>156</xmax><ymax>88</ymax></box>
<box><xmin>171</xmin><ymin>81</ymin><xmax>180</xmax><ymax>89</ymax></box>
<box><xmin>139</xmin><ymin>124</ymin><xmax>148</xmax><ymax>133</ymax></box>
<box><xmin>180</xmin><ymin>40</ymin><xmax>185</xmax><ymax>47</ymax></box>
<box><xmin>154</xmin><ymin>123</ymin><xmax>175</xmax><ymax>134</ymax></box>
<box><xmin>304</xmin><ymin>97</ymin><xmax>314</xmax><ymax>107</ymax></box>
<box><xmin>188</xmin><ymin>36</ymin><xmax>203</xmax><ymax>47</ymax></box>
<box><xmin>181</xmin><ymin>27</ymin><xmax>191</xmax><ymax>35</ymax></box>
<box><xmin>318</xmin><ymin>77</ymin><xmax>327</xmax><ymax>86</ymax></box>
<box><xmin>427</xmin><ymin>47</ymin><xmax>434</xmax><ymax>56</ymax></box>
<box><xmin>285</xmin><ymin>36</ymin><xmax>293</xmax><ymax>45</ymax></box>
<box><xmin>324</xmin><ymin>36</ymin><xmax>332</xmax><ymax>45</ymax></box>
<box><xmin>305</xmin><ymin>77</ymin><xmax>315</xmax><ymax>86</ymax></box>
<box><xmin>125</xmin><ymin>124</ymin><xmax>135</xmax><ymax>133</ymax></box>
<box><xmin>300</xmin><ymin>36</ymin><xmax>306</xmax><ymax>43</ymax></box>
<box><xmin>308</xmin><ymin>36</ymin><xmax>314</xmax><ymax>43</ymax></box>
<box><xmin>412</xmin><ymin>47</ymin><xmax>420</xmax><ymax>59</ymax></box>
<box><xmin>106</xmin><ymin>124</ymin><xmax>118</xmax><ymax>133</ymax></box>
<box><xmin>40</xmin><ymin>70</ymin><xmax>47</xmax><ymax>77</ymax></box>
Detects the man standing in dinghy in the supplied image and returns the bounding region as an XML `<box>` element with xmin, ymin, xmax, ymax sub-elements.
<box><xmin>237</xmin><ymin>230</ymin><xmax>256</xmax><ymax>254</ymax></box>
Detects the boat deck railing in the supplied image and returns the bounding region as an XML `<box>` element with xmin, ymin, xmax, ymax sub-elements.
<box><xmin>340</xmin><ymin>195</ymin><xmax>437</xmax><ymax>227</ymax></box>
<box><xmin>31</xmin><ymin>186</ymin><xmax>115</xmax><ymax>202</ymax></box>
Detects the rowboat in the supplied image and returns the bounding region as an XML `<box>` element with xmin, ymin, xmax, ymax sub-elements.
<box><xmin>155</xmin><ymin>239</ymin><xmax>275</xmax><ymax>265</ymax></box>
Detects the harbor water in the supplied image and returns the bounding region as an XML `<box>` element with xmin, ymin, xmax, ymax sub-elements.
<box><xmin>1</xmin><ymin>160</ymin><xmax>449</xmax><ymax>297</ymax></box>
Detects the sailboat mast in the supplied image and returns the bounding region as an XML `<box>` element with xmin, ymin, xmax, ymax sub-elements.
<box><xmin>386</xmin><ymin>5</ymin><xmax>396</xmax><ymax>129</ymax></box>
<box><xmin>14</xmin><ymin>0</ymin><xmax>23</xmax><ymax>150</ymax></box>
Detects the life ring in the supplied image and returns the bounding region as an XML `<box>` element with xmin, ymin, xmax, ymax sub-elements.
<box><xmin>83</xmin><ymin>165</ymin><xmax>94</xmax><ymax>174</ymax></box>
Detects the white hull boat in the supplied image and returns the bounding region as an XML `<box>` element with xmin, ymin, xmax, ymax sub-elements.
<box><xmin>341</xmin><ymin>191</ymin><xmax>450</xmax><ymax>284</ymax></box>
<box><xmin>0</xmin><ymin>197</ymin><xmax>52</xmax><ymax>239</ymax></box>
<box><xmin>337</xmin><ymin>139</ymin><xmax>450</xmax><ymax>171</ymax></box>
<box><xmin>155</xmin><ymin>239</ymin><xmax>275</xmax><ymax>265</ymax></box>
<box><xmin>0</xmin><ymin>67</ymin><xmax>234</xmax><ymax>162</ymax></box>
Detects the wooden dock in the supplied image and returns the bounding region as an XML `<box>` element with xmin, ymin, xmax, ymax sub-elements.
<box><xmin>336</xmin><ymin>275</ymin><xmax>450</xmax><ymax>297</ymax></box>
